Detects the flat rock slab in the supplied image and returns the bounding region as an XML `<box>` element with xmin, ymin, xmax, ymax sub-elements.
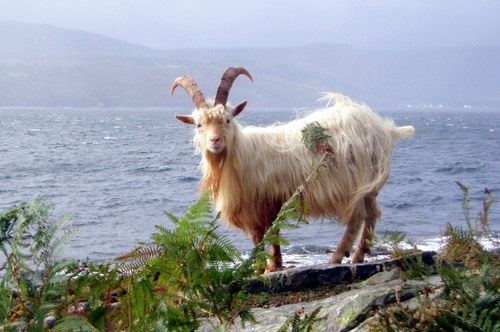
<box><xmin>247</xmin><ymin>251</ymin><xmax>437</xmax><ymax>293</ymax></box>
<box><xmin>198</xmin><ymin>252</ymin><xmax>441</xmax><ymax>331</ymax></box>
<box><xmin>239</xmin><ymin>276</ymin><xmax>442</xmax><ymax>332</ymax></box>
<box><xmin>198</xmin><ymin>270</ymin><xmax>443</xmax><ymax>331</ymax></box>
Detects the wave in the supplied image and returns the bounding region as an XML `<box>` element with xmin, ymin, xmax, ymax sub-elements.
<box><xmin>383</xmin><ymin>202</ymin><xmax>415</xmax><ymax>210</ymax></box>
<box><xmin>435</xmin><ymin>166</ymin><xmax>482</xmax><ymax>174</ymax></box>
<box><xmin>178</xmin><ymin>176</ymin><xmax>198</xmax><ymax>182</ymax></box>
<box><xmin>408</xmin><ymin>177</ymin><xmax>423</xmax><ymax>183</ymax></box>
<box><xmin>132</xmin><ymin>166</ymin><xmax>172</xmax><ymax>173</ymax></box>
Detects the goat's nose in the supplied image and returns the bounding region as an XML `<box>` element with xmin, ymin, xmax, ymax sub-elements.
<box><xmin>210</xmin><ymin>136</ymin><xmax>221</xmax><ymax>143</ymax></box>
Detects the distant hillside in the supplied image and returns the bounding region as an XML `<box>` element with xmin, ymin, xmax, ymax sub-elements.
<box><xmin>1</xmin><ymin>21</ymin><xmax>499</xmax><ymax>109</ymax></box>
<box><xmin>0</xmin><ymin>21</ymin><xmax>157</xmax><ymax>57</ymax></box>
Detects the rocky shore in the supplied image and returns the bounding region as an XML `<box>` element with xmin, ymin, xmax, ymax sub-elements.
<box><xmin>200</xmin><ymin>251</ymin><xmax>442</xmax><ymax>331</ymax></box>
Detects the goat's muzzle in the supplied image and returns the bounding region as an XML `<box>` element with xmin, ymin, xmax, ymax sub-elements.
<box><xmin>207</xmin><ymin>135</ymin><xmax>224</xmax><ymax>153</ymax></box>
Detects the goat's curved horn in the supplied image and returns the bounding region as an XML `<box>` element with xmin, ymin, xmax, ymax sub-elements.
<box><xmin>170</xmin><ymin>75</ymin><xmax>209</xmax><ymax>110</ymax></box>
<box><xmin>215</xmin><ymin>67</ymin><xmax>253</xmax><ymax>107</ymax></box>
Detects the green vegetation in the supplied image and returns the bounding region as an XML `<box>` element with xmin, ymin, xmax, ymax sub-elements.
<box><xmin>372</xmin><ymin>183</ymin><xmax>499</xmax><ymax>332</ymax></box>
<box><xmin>0</xmin><ymin>195</ymin><xmax>272</xmax><ymax>331</ymax></box>
<box><xmin>0</xmin><ymin>199</ymin><xmax>79</xmax><ymax>331</ymax></box>
<box><xmin>277</xmin><ymin>307</ymin><xmax>325</xmax><ymax>332</ymax></box>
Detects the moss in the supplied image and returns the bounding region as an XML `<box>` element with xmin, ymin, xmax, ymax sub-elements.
<box><xmin>246</xmin><ymin>283</ymin><xmax>349</xmax><ymax>308</ymax></box>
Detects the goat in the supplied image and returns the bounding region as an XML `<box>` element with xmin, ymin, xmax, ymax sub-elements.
<box><xmin>171</xmin><ymin>67</ymin><xmax>414</xmax><ymax>272</ymax></box>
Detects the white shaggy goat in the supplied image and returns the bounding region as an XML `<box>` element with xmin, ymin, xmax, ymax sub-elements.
<box><xmin>171</xmin><ymin>67</ymin><xmax>414</xmax><ymax>272</ymax></box>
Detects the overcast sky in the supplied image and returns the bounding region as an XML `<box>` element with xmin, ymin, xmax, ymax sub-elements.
<box><xmin>1</xmin><ymin>0</ymin><xmax>499</xmax><ymax>50</ymax></box>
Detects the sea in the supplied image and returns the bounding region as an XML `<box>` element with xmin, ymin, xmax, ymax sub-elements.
<box><xmin>0</xmin><ymin>106</ymin><xmax>498</xmax><ymax>267</ymax></box>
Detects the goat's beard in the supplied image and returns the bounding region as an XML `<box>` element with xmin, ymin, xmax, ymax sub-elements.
<box><xmin>200</xmin><ymin>148</ymin><xmax>228</xmax><ymax>198</ymax></box>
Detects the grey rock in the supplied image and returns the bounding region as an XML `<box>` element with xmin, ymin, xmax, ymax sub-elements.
<box><xmin>204</xmin><ymin>276</ymin><xmax>439</xmax><ymax>331</ymax></box>
<box><xmin>247</xmin><ymin>251</ymin><xmax>437</xmax><ymax>293</ymax></box>
<box><xmin>198</xmin><ymin>251</ymin><xmax>440</xmax><ymax>331</ymax></box>
<box><xmin>349</xmin><ymin>269</ymin><xmax>401</xmax><ymax>290</ymax></box>
<box><xmin>350</xmin><ymin>275</ymin><xmax>444</xmax><ymax>332</ymax></box>
<box><xmin>0</xmin><ymin>322</ymin><xmax>28</xmax><ymax>332</ymax></box>
<box><xmin>44</xmin><ymin>315</ymin><xmax>57</xmax><ymax>329</ymax></box>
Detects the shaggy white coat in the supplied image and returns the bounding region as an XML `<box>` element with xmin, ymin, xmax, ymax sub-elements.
<box><xmin>184</xmin><ymin>93</ymin><xmax>414</xmax><ymax>269</ymax></box>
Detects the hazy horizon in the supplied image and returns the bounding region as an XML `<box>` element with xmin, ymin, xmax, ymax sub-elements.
<box><xmin>2</xmin><ymin>1</ymin><xmax>499</xmax><ymax>51</ymax></box>
<box><xmin>1</xmin><ymin>2</ymin><xmax>499</xmax><ymax>108</ymax></box>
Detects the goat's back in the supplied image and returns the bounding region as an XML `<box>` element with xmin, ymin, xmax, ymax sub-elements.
<box><xmin>235</xmin><ymin>94</ymin><xmax>413</xmax><ymax>225</ymax></box>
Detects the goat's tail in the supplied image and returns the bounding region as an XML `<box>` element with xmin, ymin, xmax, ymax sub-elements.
<box><xmin>391</xmin><ymin>125</ymin><xmax>415</xmax><ymax>140</ymax></box>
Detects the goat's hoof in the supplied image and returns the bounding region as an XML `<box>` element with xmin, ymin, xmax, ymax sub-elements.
<box><xmin>264</xmin><ymin>265</ymin><xmax>282</xmax><ymax>274</ymax></box>
<box><xmin>351</xmin><ymin>252</ymin><xmax>366</xmax><ymax>263</ymax></box>
<box><xmin>329</xmin><ymin>251</ymin><xmax>348</xmax><ymax>264</ymax></box>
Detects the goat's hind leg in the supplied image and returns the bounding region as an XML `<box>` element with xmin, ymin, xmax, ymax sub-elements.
<box><xmin>329</xmin><ymin>215</ymin><xmax>363</xmax><ymax>264</ymax></box>
<box><xmin>351</xmin><ymin>194</ymin><xmax>381</xmax><ymax>263</ymax></box>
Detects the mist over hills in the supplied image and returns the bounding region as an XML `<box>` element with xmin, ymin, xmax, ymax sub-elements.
<box><xmin>1</xmin><ymin>21</ymin><xmax>499</xmax><ymax>109</ymax></box>
<box><xmin>0</xmin><ymin>21</ymin><xmax>158</xmax><ymax>57</ymax></box>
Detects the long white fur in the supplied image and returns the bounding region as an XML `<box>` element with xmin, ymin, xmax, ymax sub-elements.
<box><xmin>184</xmin><ymin>93</ymin><xmax>414</xmax><ymax>268</ymax></box>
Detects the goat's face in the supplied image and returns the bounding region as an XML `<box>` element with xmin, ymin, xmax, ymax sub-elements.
<box><xmin>171</xmin><ymin>66</ymin><xmax>253</xmax><ymax>155</ymax></box>
<box><xmin>176</xmin><ymin>102</ymin><xmax>247</xmax><ymax>154</ymax></box>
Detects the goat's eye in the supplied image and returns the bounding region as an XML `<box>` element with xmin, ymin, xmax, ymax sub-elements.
<box><xmin>226</xmin><ymin>119</ymin><xmax>231</xmax><ymax>124</ymax></box>
<box><xmin>196</xmin><ymin>123</ymin><xmax>202</xmax><ymax>128</ymax></box>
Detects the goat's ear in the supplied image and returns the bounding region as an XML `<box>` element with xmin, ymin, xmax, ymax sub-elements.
<box><xmin>175</xmin><ymin>115</ymin><xmax>195</xmax><ymax>125</ymax></box>
<box><xmin>231</xmin><ymin>101</ymin><xmax>248</xmax><ymax>118</ymax></box>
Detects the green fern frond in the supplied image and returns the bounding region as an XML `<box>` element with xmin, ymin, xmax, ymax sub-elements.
<box><xmin>154</xmin><ymin>224</ymin><xmax>173</xmax><ymax>237</ymax></box>
<box><xmin>0</xmin><ymin>203</ymin><xmax>30</xmax><ymax>245</ymax></box>
<box><xmin>301</xmin><ymin>122</ymin><xmax>332</xmax><ymax>151</ymax></box>
<box><xmin>238</xmin><ymin>308</ymin><xmax>258</xmax><ymax>327</ymax></box>
<box><xmin>278</xmin><ymin>306</ymin><xmax>324</xmax><ymax>332</ymax></box>
<box><xmin>116</xmin><ymin>246</ymin><xmax>162</xmax><ymax>262</ymax></box>
<box><xmin>163</xmin><ymin>211</ymin><xmax>179</xmax><ymax>225</ymax></box>
<box><xmin>182</xmin><ymin>193</ymin><xmax>214</xmax><ymax>219</ymax></box>
<box><xmin>34</xmin><ymin>211</ymin><xmax>74</xmax><ymax>246</ymax></box>
<box><xmin>164</xmin><ymin>194</ymin><xmax>215</xmax><ymax>228</ymax></box>
<box><xmin>115</xmin><ymin>246</ymin><xmax>162</xmax><ymax>275</ymax></box>
<box><xmin>52</xmin><ymin>315</ymin><xmax>99</xmax><ymax>332</ymax></box>
<box><xmin>47</xmin><ymin>228</ymin><xmax>80</xmax><ymax>260</ymax></box>
<box><xmin>205</xmin><ymin>231</ymin><xmax>242</xmax><ymax>263</ymax></box>
<box><xmin>3</xmin><ymin>252</ymin><xmax>35</xmax><ymax>283</ymax></box>
<box><xmin>47</xmin><ymin>259</ymin><xmax>79</xmax><ymax>278</ymax></box>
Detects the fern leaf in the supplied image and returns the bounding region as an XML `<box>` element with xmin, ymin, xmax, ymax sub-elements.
<box><xmin>116</xmin><ymin>246</ymin><xmax>162</xmax><ymax>275</ymax></box>
<box><xmin>36</xmin><ymin>212</ymin><xmax>74</xmax><ymax>246</ymax></box>
<box><xmin>116</xmin><ymin>246</ymin><xmax>162</xmax><ymax>262</ymax></box>
<box><xmin>163</xmin><ymin>211</ymin><xmax>179</xmax><ymax>225</ymax></box>
<box><xmin>52</xmin><ymin>315</ymin><xmax>99</xmax><ymax>332</ymax></box>
<box><xmin>154</xmin><ymin>225</ymin><xmax>173</xmax><ymax>237</ymax></box>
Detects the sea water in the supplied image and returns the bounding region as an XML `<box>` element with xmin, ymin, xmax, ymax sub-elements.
<box><xmin>0</xmin><ymin>107</ymin><xmax>498</xmax><ymax>266</ymax></box>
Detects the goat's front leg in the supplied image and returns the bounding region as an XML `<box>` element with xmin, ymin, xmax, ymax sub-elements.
<box><xmin>266</xmin><ymin>242</ymin><xmax>283</xmax><ymax>273</ymax></box>
<box><xmin>252</xmin><ymin>230</ymin><xmax>283</xmax><ymax>273</ymax></box>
